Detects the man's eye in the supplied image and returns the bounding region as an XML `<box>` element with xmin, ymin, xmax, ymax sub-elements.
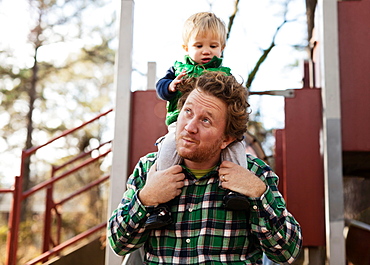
<box><xmin>202</xmin><ymin>118</ymin><xmax>210</xmax><ymax>123</ymax></box>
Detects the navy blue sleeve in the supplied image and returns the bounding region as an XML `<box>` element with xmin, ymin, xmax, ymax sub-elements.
<box><xmin>156</xmin><ymin>66</ymin><xmax>178</xmax><ymax>101</ymax></box>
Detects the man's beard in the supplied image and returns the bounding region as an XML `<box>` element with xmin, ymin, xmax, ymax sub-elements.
<box><xmin>176</xmin><ymin>134</ymin><xmax>224</xmax><ymax>163</ymax></box>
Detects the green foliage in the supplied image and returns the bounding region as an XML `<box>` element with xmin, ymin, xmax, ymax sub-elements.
<box><xmin>0</xmin><ymin>223</ymin><xmax>7</xmax><ymax>241</ymax></box>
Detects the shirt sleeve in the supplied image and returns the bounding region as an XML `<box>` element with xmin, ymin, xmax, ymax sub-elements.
<box><xmin>248</xmin><ymin>157</ymin><xmax>303</xmax><ymax>264</ymax></box>
<box><xmin>107</xmin><ymin>155</ymin><xmax>156</xmax><ymax>256</ymax></box>
<box><xmin>156</xmin><ymin>66</ymin><xmax>178</xmax><ymax>101</ymax></box>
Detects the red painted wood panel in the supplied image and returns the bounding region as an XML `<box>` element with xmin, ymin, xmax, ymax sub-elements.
<box><xmin>276</xmin><ymin>88</ymin><xmax>326</xmax><ymax>246</ymax></box>
<box><xmin>338</xmin><ymin>0</ymin><xmax>370</xmax><ymax>151</ymax></box>
<box><xmin>128</xmin><ymin>90</ymin><xmax>167</xmax><ymax>174</ymax></box>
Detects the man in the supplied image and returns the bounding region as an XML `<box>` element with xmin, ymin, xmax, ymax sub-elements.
<box><xmin>108</xmin><ymin>72</ymin><xmax>302</xmax><ymax>264</ymax></box>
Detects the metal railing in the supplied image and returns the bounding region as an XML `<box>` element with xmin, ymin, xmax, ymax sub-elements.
<box><xmin>3</xmin><ymin>108</ymin><xmax>113</xmax><ymax>265</ymax></box>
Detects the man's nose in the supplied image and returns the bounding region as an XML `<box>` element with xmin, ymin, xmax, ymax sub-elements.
<box><xmin>185</xmin><ymin>118</ymin><xmax>198</xmax><ymax>133</ymax></box>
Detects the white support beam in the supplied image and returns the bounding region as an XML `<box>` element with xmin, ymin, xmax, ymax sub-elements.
<box><xmin>318</xmin><ymin>0</ymin><xmax>346</xmax><ymax>264</ymax></box>
<box><xmin>147</xmin><ymin>62</ymin><xmax>157</xmax><ymax>90</ymax></box>
<box><xmin>105</xmin><ymin>1</ymin><xmax>134</xmax><ymax>265</ymax></box>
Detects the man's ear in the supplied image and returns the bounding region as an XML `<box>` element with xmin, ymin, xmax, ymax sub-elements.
<box><xmin>182</xmin><ymin>44</ymin><xmax>188</xmax><ymax>52</ymax></box>
<box><xmin>220</xmin><ymin>135</ymin><xmax>236</xmax><ymax>150</ymax></box>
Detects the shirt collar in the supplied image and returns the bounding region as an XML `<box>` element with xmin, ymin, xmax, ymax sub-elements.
<box><xmin>184</xmin><ymin>55</ymin><xmax>223</xmax><ymax>68</ymax></box>
<box><xmin>181</xmin><ymin>163</ymin><xmax>220</xmax><ymax>181</ymax></box>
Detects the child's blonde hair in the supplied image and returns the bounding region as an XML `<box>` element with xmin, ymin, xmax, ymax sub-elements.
<box><xmin>182</xmin><ymin>12</ymin><xmax>227</xmax><ymax>49</ymax></box>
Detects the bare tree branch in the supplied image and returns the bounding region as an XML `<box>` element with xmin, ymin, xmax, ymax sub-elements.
<box><xmin>245</xmin><ymin>0</ymin><xmax>297</xmax><ymax>89</ymax></box>
<box><xmin>226</xmin><ymin>0</ymin><xmax>240</xmax><ymax>42</ymax></box>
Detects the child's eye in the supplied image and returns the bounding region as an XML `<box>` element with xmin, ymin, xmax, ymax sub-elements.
<box><xmin>196</xmin><ymin>44</ymin><xmax>203</xmax><ymax>48</ymax></box>
<box><xmin>211</xmin><ymin>45</ymin><xmax>218</xmax><ymax>48</ymax></box>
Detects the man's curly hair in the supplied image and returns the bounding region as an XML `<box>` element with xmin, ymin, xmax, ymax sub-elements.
<box><xmin>177</xmin><ymin>71</ymin><xmax>249</xmax><ymax>141</ymax></box>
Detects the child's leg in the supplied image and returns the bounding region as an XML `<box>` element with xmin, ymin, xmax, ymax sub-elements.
<box><xmin>156</xmin><ymin>122</ymin><xmax>182</xmax><ymax>171</ymax></box>
<box><xmin>145</xmin><ymin>123</ymin><xmax>179</xmax><ymax>229</ymax></box>
<box><xmin>221</xmin><ymin>140</ymin><xmax>250</xmax><ymax>211</ymax></box>
<box><xmin>221</xmin><ymin>140</ymin><xmax>247</xmax><ymax>168</ymax></box>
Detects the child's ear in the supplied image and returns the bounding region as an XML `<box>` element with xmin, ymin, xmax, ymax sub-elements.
<box><xmin>182</xmin><ymin>44</ymin><xmax>189</xmax><ymax>52</ymax></box>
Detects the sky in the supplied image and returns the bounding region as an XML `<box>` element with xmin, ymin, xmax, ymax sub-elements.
<box><xmin>129</xmin><ymin>0</ymin><xmax>307</xmax><ymax>128</ymax></box>
<box><xmin>0</xmin><ymin>0</ymin><xmax>308</xmax><ymax>183</ymax></box>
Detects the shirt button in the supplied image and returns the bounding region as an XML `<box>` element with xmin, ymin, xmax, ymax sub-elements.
<box><xmin>138</xmin><ymin>212</ymin><xmax>142</xmax><ymax>216</ymax></box>
<box><xmin>126</xmin><ymin>232</ymin><xmax>130</xmax><ymax>236</ymax></box>
<box><xmin>186</xmin><ymin>238</ymin><xmax>190</xmax><ymax>244</ymax></box>
<box><xmin>253</xmin><ymin>205</ymin><xmax>258</xmax><ymax>210</ymax></box>
<box><xmin>188</xmin><ymin>208</ymin><xmax>193</xmax><ymax>212</ymax></box>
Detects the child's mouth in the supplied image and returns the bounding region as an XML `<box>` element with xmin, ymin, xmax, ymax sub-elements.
<box><xmin>201</xmin><ymin>58</ymin><xmax>211</xmax><ymax>64</ymax></box>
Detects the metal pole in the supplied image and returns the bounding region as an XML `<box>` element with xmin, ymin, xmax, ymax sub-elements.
<box><xmin>105</xmin><ymin>0</ymin><xmax>134</xmax><ymax>265</ymax></box>
<box><xmin>5</xmin><ymin>149</ymin><xmax>28</xmax><ymax>265</ymax></box>
<box><xmin>318</xmin><ymin>0</ymin><xmax>346</xmax><ymax>264</ymax></box>
<box><xmin>42</xmin><ymin>167</ymin><xmax>56</xmax><ymax>256</ymax></box>
<box><xmin>5</xmin><ymin>176</ymin><xmax>21</xmax><ymax>265</ymax></box>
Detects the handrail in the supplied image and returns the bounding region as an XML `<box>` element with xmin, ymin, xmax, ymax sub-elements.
<box><xmin>0</xmin><ymin>188</ymin><xmax>14</xmax><ymax>193</ymax></box>
<box><xmin>4</xmin><ymin>109</ymin><xmax>113</xmax><ymax>265</ymax></box>
<box><xmin>53</xmin><ymin>140</ymin><xmax>112</xmax><ymax>172</ymax></box>
<box><xmin>22</xmin><ymin>148</ymin><xmax>112</xmax><ymax>199</ymax></box>
<box><xmin>56</xmin><ymin>175</ymin><xmax>110</xmax><ymax>206</ymax></box>
<box><xmin>23</xmin><ymin>109</ymin><xmax>113</xmax><ymax>156</ymax></box>
<box><xmin>345</xmin><ymin>218</ymin><xmax>370</xmax><ymax>231</ymax></box>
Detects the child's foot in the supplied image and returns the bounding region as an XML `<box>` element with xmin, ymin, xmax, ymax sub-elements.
<box><xmin>223</xmin><ymin>191</ymin><xmax>250</xmax><ymax>211</ymax></box>
<box><xmin>144</xmin><ymin>204</ymin><xmax>173</xmax><ymax>229</ymax></box>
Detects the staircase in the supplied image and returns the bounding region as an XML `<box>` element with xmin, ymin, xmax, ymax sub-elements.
<box><xmin>43</xmin><ymin>237</ymin><xmax>105</xmax><ymax>265</ymax></box>
<box><xmin>2</xmin><ymin>109</ymin><xmax>113</xmax><ymax>265</ymax></box>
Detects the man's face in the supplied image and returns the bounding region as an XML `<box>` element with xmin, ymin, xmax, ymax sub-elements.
<box><xmin>176</xmin><ymin>89</ymin><xmax>235</xmax><ymax>169</ymax></box>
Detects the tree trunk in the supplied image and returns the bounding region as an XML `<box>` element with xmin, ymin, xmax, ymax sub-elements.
<box><xmin>20</xmin><ymin>47</ymin><xmax>38</xmax><ymax>222</ymax></box>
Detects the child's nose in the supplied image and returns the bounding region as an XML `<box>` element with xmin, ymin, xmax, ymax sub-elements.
<box><xmin>202</xmin><ymin>49</ymin><xmax>211</xmax><ymax>54</ymax></box>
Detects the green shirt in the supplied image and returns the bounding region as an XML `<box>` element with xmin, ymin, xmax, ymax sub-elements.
<box><xmin>165</xmin><ymin>55</ymin><xmax>232</xmax><ymax>126</ymax></box>
<box><xmin>108</xmin><ymin>153</ymin><xmax>302</xmax><ymax>264</ymax></box>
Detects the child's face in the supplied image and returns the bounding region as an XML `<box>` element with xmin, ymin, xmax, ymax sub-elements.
<box><xmin>183</xmin><ymin>33</ymin><xmax>224</xmax><ymax>65</ymax></box>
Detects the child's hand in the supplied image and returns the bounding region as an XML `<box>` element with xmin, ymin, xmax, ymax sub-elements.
<box><xmin>168</xmin><ymin>70</ymin><xmax>187</xmax><ymax>92</ymax></box>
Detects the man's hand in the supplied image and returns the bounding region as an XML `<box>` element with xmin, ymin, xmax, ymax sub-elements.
<box><xmin>139</xmin><ymin>164</ymin><xmax>185</xmax><ymax>206</ymax></box>
<box><xmin>219</xmin><ymin>161</ymin><xmax>266</xmax><ymax>198</ymax></box>
<box><xmin>168</xmin><ymin>70</ymin><xmax>187</xmax><ymax>92</ymax></box>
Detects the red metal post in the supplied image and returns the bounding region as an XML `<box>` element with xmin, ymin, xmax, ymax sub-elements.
<box><xmin>5</xmin><ymin>175</ymin><xmax>22</xmax><ymax>265</ymax></box>
<box><xmin>42</xmin><ymin>179</ymin><xmax>54</xmax><ymax>254</ymax></box>
<box><xmin>5</xmin><ymin>148</ymin><xmax>30</xmax><ymax>265</ymax></box>
<box><xmin>273</xmin><ymin>129</ymin><xmax>286</xmax><ymax>198</ymax></box>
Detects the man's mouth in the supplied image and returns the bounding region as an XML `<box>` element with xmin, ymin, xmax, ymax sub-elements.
<box><xmin>181</xmin><ymin>136</ymin><xmax>198</xmax><ymax>145</ymax></box>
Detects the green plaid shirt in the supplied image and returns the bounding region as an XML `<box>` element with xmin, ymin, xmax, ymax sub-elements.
<box><xmin>108</xmin><ymin>153</ymin><xmax>302</xmax><ymax>264</ymax></box>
